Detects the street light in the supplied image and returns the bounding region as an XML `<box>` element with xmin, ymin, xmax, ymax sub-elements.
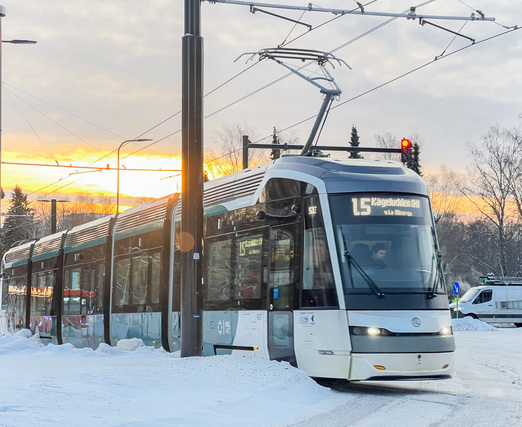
<box><xmin>0</xmin><ymin>5</ymin><xmax>37</xmax><ymax>225</ymax></box>
<box><xmin>116</xmin><ymin>139</ymin><xmax>152</xmax><ymax>214</ymax></box>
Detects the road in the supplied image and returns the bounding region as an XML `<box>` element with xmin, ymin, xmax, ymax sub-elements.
<box><xmin>291</xmin><ymin>327</ymin><xmax>522</xmax><ymax>427</ymax></box>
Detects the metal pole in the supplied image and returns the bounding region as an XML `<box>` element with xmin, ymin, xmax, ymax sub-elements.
<box><xmin>50</xmin><ymin>199</ymin><xmax>57</xmax><ymax>234</ymax></box>
<box><xmin>181</xmin><ymin>0</ymin><xmax>204</xmax><ymax>357</ymax></box>
<box><xmin>242</xmin><ymin>135</ymin><xmax>249</xmax><ymax>170</ymax></box>
<box><xmin>0</xmin><ymin>6</ymin><xmax>4</xmax><ymax>226</ymax></box>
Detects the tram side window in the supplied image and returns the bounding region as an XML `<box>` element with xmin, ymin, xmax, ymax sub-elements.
<box><xmin>81</xmin><ymin>268</ymin><xmax>97</xmax><ymax>315</ymax></box>
<box><xmin>1</xmin><ymin>277</ymin><xmax>7</xmax><ymax>311</ymax></box>
<box><xmin>150</xmin><ymin>252</ymin><xmax>161</xmax><ymax>305</ymax></box>
<box><xmin>206</xmin><ymin>240</ymin><xmax>233</xmax><ymax>304</ymax></box>
<box><xmin>234</xmin><ymin>235</ymin><xmax>263</xmax><ymax>300</ymax></box>
<box><xmin>131</xmin><ymin>256</ymin><xmax>148</xmax><ymax>306</ymax></box>
<box><xmin>31</xmin><ymin>272</ymin><xmax>46</xmax><ymax>316</ymax></box>
<box><xmin>114</xmin><ymin>252</ymin><xmax>161</xmax><ymax>312</ymax></box>
<box><xmin>7</xmin><ymin>275</ymin><xmax>27</xmax><ymax>325</ymax></box>
<box><xmin>63</xmin><ymin>269</ymin><xmax>82</xmax><ymax>315</ymax></box>
<box><xmin>301</xmin><ymin>197</ymin><xmax>338</xmax><ymax>308</ymax></box>
<box><xmin>114</xmin><ymin>258</ymin><xmax>131</xmax><ymax>310</ymax></box>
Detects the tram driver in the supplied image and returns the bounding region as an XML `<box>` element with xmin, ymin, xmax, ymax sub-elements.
<box><xmin>370</xmin><ymin>243</ymin><xmax>387</xmax><ymax>269</ymax></box>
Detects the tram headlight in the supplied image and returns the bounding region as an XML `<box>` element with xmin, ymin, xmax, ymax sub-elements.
<box><xmin>350</xmin><ymin>326</ymin><xmax>390</xmax><ymax>336</ymax></box>
<box><xmin>367</xmin><ymin>327</ymin><xmax>381</xmax><ymax>336</ymax></box>
<box><xmin>439</xmin><ymin>326</ymin><xmax>453</xmax><ymax>335</ymax></box>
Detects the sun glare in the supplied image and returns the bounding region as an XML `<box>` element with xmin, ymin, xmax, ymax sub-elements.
<box><xmin>2</xmin><ymin>149</ymin><xmax>183</xmax><ymax>201</ymax></box>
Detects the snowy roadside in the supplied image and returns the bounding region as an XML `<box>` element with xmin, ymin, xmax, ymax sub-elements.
<box><xmin>1</xmin><ymin>319</ymin><xmax>521</xmax><ymax>427</ymax></box>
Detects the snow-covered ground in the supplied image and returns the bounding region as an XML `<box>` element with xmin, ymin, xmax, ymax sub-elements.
<box><xmin>1</xmin><ymin>318</ymin><xmax>521</xmax><ymax>427</ymax></box>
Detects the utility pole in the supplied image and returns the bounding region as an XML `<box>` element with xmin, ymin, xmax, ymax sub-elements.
<box><xmin>37</xmin><ymin>199</ymin><xmax>68</xmax><ymax>234</ymax></box>
<box><xmin>242</xmin><ymin>135</ymin><xmax>249</xmax><ymax>169</ymax></box>
<box><xmin>181</xmin><ymin>0</ymin><xmax>204</xmax><ymax>357</ymax></box>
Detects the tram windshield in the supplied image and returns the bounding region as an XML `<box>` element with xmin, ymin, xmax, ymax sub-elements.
<box><xmin>330</xmin><ymin>194</ymin><xmax>444</xmax><ymax>295</ymax></box>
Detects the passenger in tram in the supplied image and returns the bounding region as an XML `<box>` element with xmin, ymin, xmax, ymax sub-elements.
<box><xmin>370</xmin><ymin>243</ymin><xmax>387</xmax><ymax>269</ymax></box>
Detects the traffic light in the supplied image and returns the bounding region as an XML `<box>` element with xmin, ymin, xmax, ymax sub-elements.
<box><xmin>400</xmin><ymin>138</ymin><xmax>411</xmax><ymax>163</ymax></box>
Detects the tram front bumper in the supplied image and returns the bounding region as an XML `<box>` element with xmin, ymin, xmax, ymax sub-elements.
<box><xmin>349</xmin><ymin>351</ymin><xmax>455</xmax><ymax>381</ymax></box>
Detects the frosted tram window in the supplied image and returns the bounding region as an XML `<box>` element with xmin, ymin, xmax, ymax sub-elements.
<box><xmin>206</xmin><ymin>240</ymin><xmax>233</xmax><ymax>302</ymax></box>
<box><xmin>131</xmin><ymin>256</ymin><xmax>149</xmax><ymax>306</ymax></box>
<box><xmin>114</xmin><ymin>258</ymin><xmax>131</xmax><ymax>308</ymax></box>
<box><xmin>151</xmin><ymin>252</ymin><xmax>161</xmax><ymax>305</ymax></box>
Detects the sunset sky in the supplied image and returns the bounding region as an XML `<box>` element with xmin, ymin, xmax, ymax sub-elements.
<box><xmin>0</xmin><ymin>1</ymin><xmax>520</xmax><ymax>209</ymax></box>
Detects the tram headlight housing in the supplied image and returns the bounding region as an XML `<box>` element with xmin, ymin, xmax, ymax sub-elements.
<box><xmin>350</xmin><ymin>326</ymin><xmax>390</xmax><ymax>336</ymax></box>
<box><xmin>439</xmin><ymin>326</ymin><xmax>453</xmax><ymax>335</ymax></box>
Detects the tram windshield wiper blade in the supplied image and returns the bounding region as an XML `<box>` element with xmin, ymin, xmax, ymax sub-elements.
<box><xmin>426</xmin><ymin>227</ymin><xmax>443</xmax><ymax>299</ymax></box>
<box><xmin>344</xmin><ymin>250</ymin><xmax>385</xmax><ymax>298</ymax></box>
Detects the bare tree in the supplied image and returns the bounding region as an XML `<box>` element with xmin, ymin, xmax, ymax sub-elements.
<box><xmin>374</xmin><ymin>132</ymin><xmax>399</xmax><ymax>161</ymax></box>
<box><xmin>459</xmin><ymin>125</ymin><xmax>522</xmax><ymax>276</ymax></box>
<box><xmin>425</xmin><ymin>166</ymin><xmax>463</xmax><ymax>223</ymax></box>
<box><xmin>205</xmin><ymin>123</ymin><xmax>269</xmax><ymax>178</ymax></box>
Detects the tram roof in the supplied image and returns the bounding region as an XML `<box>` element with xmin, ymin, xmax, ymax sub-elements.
<box><xmin>266</xmin><ymin>156</ymin><xmax>428</xmax><ymax>196</ymax></box>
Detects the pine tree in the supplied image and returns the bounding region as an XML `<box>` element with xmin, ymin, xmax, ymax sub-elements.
<box><xmin>349</xmin><ymin>126</ymin><xmax>363</xmax><ymax>159</ymax></box>
<box><xmin>1</xmin><ymin>185</ymin><xmax>36</xmax><ymax>254</ymax></box>
<box><xmin>407</xmin><ymin>142</ymin><xmax>422</xmax><ymax>176</ymax></box>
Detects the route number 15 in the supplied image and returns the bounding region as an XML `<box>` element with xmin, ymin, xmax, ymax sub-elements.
<box><xmin>352</xmin><ymin>198</ymin><xmax>371</xmax><ymax>216</ymax></box>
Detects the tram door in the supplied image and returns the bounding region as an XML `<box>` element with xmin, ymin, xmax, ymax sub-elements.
<box><xmin>268</xmin><ymin>224</ymin><xmax>297</xmax><ymax>365</ymax></box>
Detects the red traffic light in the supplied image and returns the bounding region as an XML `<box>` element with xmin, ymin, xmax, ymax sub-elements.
<box><xmin>401</xmin><ymin>138</ymin><xmax>411</xmax><ymax>149</ymax></box>
<box><xmin>400</xmin><ymin>138</ymin><xmax>411</xmax><ymax>163</ymax></box>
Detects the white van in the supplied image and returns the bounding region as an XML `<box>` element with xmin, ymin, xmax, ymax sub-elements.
<box><xmin>450</xmin><ymin>277</ymin><xmax>522</xmax><ymax>327</ymax></box>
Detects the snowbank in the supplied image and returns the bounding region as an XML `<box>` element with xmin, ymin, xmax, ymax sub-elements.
<box><xmin>0</xmin><ymin>331</ymin><xmax>344</xmax><ymax>427</ymax></box>
<box><xmin>452</xmin><ymin>317</ymin><xmax>497</xmax><ymax>331</ymax></box>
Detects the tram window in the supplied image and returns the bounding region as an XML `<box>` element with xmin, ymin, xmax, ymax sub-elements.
<box><xmin>31</xmin><ymin>272</ymin><xmax>46</xmax><ymax>316</ymax></box>
<box><xmin>301</xmin><ymin>196</ymin><xmax>338</xmax><ymax>308</ymax></box>
<box><xmin>96</xmin><ymin>263</ymin><xmax>105</xmax><ymax>314</ymax></box>
<box><xmin>46</xmin><ymin>272</ymin><xmax>55</xmax><ymax>315</ymax></box>
<box><xmin>270</xmin><ymin>227</ymin><xmax>296</xmax><ymax>310</ymax></box>
<box><xmin>234</xmin><ymin>235</ymin><xmax>263</xmax><ymax>300</ymax></box>
<box><xmin>68</xmin><ymin>269</ymin><xmax>82</xmax><ymax>315</ymax></box>
<box><xmin>81</xmin><ymin>269</ymin><xmax>96</xmax><ymax>315</ymax></box>
<box><xmin>206</xmin><ymin>240</ymin><xmax>233</xmax><ymax>303</ymax></box>
<box><xmin>114</xmin><ymin>258</ymin><xmax>131</xmax><ymax>309</ymax></box>
<box><xmin>130</xmin><ymin>256</ymin><xmax>148</xmax><ymax>305</ymax></box>
<box><xmin>150</xmin><ymin>252</ymin><xmax>161</xmax><ymax>305</ymax></box>
<box><xmin>259</xmin><ymin>178</ymin><xmax>300</xmax><ymax>202</ymax></box>
<box><xmin>1</xmin><ymin>278</ymin><xmax>7</xmax><ymax>310</ymax></box>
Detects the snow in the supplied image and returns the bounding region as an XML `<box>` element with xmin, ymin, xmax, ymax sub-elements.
<box><xmin>452</xmin><ymin>316</ymin><xmax>498</xmax><ymax>331</ymax></box>
<box><xmin>1</xmin><ymin>320</ymin><xmax>521</xmax><ymax>427</ymax></box>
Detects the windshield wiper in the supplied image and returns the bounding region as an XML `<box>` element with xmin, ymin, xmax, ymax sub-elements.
<box><xmin>427</xmin><ymin>227</ymin><xmax>443</xmax><ymax>299</ymax></box>
<box><xmin>344</xmin><ymin>250</ymin><xmax>386</xmax><ymax>298</ymax></box>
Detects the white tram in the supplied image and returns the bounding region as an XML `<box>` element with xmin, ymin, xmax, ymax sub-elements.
<box><xmin>1</xmin><ymin>156</ymin><xmax>455</xmax><ymax>381</ymax></box>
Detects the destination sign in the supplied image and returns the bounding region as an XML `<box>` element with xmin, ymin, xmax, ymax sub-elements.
<box><xmin>351</xmin><ymin>196</ymin><xmax>425</xmax><ymax>218</ymax></box>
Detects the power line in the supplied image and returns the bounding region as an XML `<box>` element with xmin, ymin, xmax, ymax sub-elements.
<box><xmin>1</xmin><ymin>161</ymin><xmax>181</xmax><ymax>172</ymax></box>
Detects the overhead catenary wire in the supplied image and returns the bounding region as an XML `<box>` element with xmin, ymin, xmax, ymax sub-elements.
<box><xmin>251</xmin><ymin>25</ymin><xmax>521</xmax><ymax>146</ymax></box>
<box><xmin>5</xmin><ymin>2</ymin><xmax>517</xmax><ymax>201</ymax></box>
<box><xmin>3</xmin><ymin>88</ymin><xmax>59</xmax><ymax>165</ymax></box>
<box><xmin>5</xmin><ymin>0</ymin><xmax>395</xmax><ymax>199</ymax></box>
